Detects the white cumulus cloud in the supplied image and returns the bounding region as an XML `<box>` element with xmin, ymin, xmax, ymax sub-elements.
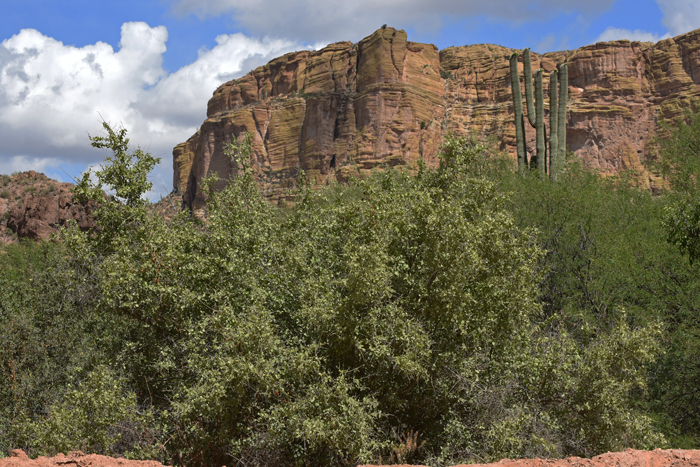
<box><xmin>595</xmin><ymin>27</ymin><xmax>671</xmax><ymax>43</ymax></box>
<box><xmin>136</xmin><ymin>33</ymin><xmax>301</xmax><ymax>129</ymax></box>
<box><xmin>657</xmin><ymin>0</ymin><xmax>700</xmax><ymax>36</ymax></box>
<box><xmin>1</xmin><ymin>155</ymin><xmax>64</xmax><ymax>174</ymax></box>
<box><xmin>0</xmin><ymin>22</ymin><xmax>168</xmax><ymax>158</ymax></box>
<box><xmin>594</xmin><ymin>1</ymin><xmax>699</xmax><ymax>53</ymax></box>
<box><xmin>0</xmin><ymin>22</ymin><xmax>307</xmax><ymax>197</ymax></box>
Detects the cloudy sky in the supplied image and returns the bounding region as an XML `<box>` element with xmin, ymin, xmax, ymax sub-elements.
<box><xmin>1</xmin><ymin>0</ymin><xmax>698</xmax><ymax>199</ymax></box>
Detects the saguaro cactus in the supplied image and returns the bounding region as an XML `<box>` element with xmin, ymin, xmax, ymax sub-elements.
<box><xmin>523</xmin><ymin>49</ymin><xmax>536</xmax><ymax>128</ymax></box>
<box><xmin>557</xmin><ymin>64</ymin><xmax>568</xmax><ymax>176</ymax></box>
<box><xmin>509</xmin><ymin>53</ymin><xmax>527</xmax><ymax>174</ymax></box>
<box><xmin>522</xmin><ymin>49</ymin><xmax>546</xmax><ymax>175</ymax></box>
<box><xmin>549</xmin><ymin>71</ymin><xmax>559</xmax><ymax>180</ymax></box>
<box><xmin>534</xmin><ymin>69</ymin><xmax>546</xmax><ymax>174</ymax></box>
<box><xmin>510</xmin><ymin>48</ymin><xmax>568</xmax><ymax>179</ymax></box>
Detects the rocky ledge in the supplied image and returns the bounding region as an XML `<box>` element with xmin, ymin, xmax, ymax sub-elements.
<box><xmin>174</xmin><ymin>26</ymin><xmax>700</xmax><ymax>209</ymax></box>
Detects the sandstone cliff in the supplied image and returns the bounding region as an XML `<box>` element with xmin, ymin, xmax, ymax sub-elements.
<box><xmin>174</xmin><ymin>27</ymin><xmax>700</xmax><ymax>209</ymax></box>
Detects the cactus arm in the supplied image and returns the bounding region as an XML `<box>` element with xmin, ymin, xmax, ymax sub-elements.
<box><xmin>521</xmin><ymin>113</ymin><xmax>528</xmax><ymax>172</ymax></box>
<box><xmin>523</xmin><ymin>48</ymin><xmax>536</xmax><ymax>127</ymax></box>
<box><xmin>557</xmin><ymin>64</ymin><xmax>568</xmax><ymax>165</ymax></box>
<box><xmin>510</xmin><ymin>53</ymin><xmax>527</xmax><ymax>174</ymax></box>
<box><xmin>543</xmin><ymin>124</ymin><xmax>548</xmax><ymax>175</ymax></box>
<box><xmin>535</xmin><ymin>69</ymin><xmax>545</xmax><ymax>175</ymax></box>
<box><xmin>549</xmin><ymin>70</ymin><xmax>559</xmax><ymax>180</ymax></box>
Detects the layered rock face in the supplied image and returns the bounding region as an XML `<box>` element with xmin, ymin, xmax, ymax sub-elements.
<box><xmin>175</xmin><ymin>27</ymin><xmax>700</xmax><ymax>209</ymax></box>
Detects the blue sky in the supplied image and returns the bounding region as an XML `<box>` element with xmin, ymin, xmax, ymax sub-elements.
<box><xmin>0</xmin><ymin>0</ymin><xmax>697</xmax><ymax>200</ymax></box>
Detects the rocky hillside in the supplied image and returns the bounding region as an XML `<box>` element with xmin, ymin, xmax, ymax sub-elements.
<box><xmin>0</xmin><ymin>171</ymin><xmax>182</xmax><ymax>243</ymax></box>
<box><xmin>0</xmin><ymin>171</ymin><xmax>96</xmax><ymax>244</ymax></box>
<box><xmin>174</xmin><ymin>26</ymin><xmax>700</xmax><ymax>210</ymax></box>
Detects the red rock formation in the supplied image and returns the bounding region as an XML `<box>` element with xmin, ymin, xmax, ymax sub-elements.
<box><xmin>0</xmin><ymin>171</ymin><xmax>97</xmax><ymax>242</ymax></box>
<box><xmin>7</xmin><ymin>194</ymin><xmax>97</xmax><ymax>240</ymax></box>
<box><xmin>175</xmin><ymin>27</ymin><xmax>700</xmax><ymax>209</ymax></box>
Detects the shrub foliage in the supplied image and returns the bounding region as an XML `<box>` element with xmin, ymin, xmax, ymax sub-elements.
<box><xmin>2</xmin><ymin>125</ymin><xmax>696</xmax><ymax>465</ymax></box>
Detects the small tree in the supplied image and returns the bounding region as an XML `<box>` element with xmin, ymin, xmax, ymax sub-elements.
<box><xmin>71</xmin><ymin>121</ymin><xmax>160</xmax><ymax>250</ymax></box>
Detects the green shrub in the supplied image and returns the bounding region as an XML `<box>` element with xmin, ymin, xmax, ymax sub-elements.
<box><xmin>497</xmin><ymin>155</ymin><xmax>700</xmax><ymax>449</ymax></box>
<box><xmin>55</xmin><ymin>129</ymin><xmax>664</xmax><ymax>465</ymax></box>
<box><xmin>645</xmin><ymin>103</ymin><xmax>700</xmax><ymax>446</ymax></box>
<box><xmin>24</xmin><ymin>366</ymin><xmax>150</xmax><ymax>456</ymax></box>
<box><xmin>1</xmin><ymin>126</ymin><xmax>675</xmax><ymax>465</ymax></box>
<box><xmin>0</xmin><ymin>240</ymin><xmax>102</xmax><ymax>455</ymax></box>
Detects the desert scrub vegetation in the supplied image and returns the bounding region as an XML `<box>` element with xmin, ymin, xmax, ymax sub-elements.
<box><xmin>1</xmin><ymin>121</ymin><xmax>699</xmax><ymax>465</ymax></box>
<box><xmin>39</xmin><ymin>186</ymin><xmax>55</xmax><ymax>196</ymax></box>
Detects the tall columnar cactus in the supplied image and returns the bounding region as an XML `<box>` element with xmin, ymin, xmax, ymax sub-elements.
<box><xmin>534</xmin><ymin>69</ymin><xmax>546</xmax><ymax>175</ymax></box>
<box><xmin>523</xmin><ymin>49</ymin><xmax>536</xmax><ymax>128</ymax></box>
<box><xmin>522</xmin><ymin>49</ymin><xmax>546</xmax><ymax>175</ymax></box>
<box><xmin>557</xmin><ymin>64</ymin><xmax>568</xmax><ymax>172</ymax></box>
<box><xmin>510</xmin><ymin>48</ymin><xmax>568</xmax><ymax>179</ymax></box>
<box><xmin>509</xmin><ymin>53</ymin><xmax>527</xmax><ymax>174</ymax></box>
<box><xmin>549</xmin><ymin>70</ymin><xmax>559</xmax><ymax>180</ymax></box>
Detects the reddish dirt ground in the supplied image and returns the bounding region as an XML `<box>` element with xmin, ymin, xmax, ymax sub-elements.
<box><xmin>360</xmin><ymin>449</ymin><xmax>700</xmax><ymax>467</ymax></box>
<box><xmin>0</xmin><ymin>450</ymin><xmax>168</xmax><ymax>467</ymax></box>
<box><xmin>2</xmin><ymin>448</ymin><xmax>698</xmax><ymax>467</ymax></box>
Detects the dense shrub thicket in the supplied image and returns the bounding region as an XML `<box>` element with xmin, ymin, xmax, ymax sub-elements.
<box><xmin>0</xmin><ymin>121</ymin><xmax>698</xmax><ymax>465</ymax></box>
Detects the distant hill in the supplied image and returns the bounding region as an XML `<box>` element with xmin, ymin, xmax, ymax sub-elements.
<box><xmin>0</xmin><ymin>171</ymin><xmax>182</xmax><ymax>244</ymax></box>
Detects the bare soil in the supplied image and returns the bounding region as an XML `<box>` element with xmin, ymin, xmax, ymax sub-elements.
<box><xmin>2</xmin><ymin>448</ymin><xmax>698</xmax><ymax>467</ymax></box>
<box><xmin>0</xmin><ymin>450</ymin><xmax>168</xmax><ymax>467</ymax></box>
<box><xmin>360</xmin><ymin>449</ymin><xmax>700</xmax><ymax>467</ymax></box>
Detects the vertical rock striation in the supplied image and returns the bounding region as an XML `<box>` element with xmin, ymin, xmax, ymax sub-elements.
<box><xmin>175</xmin><ymin>27</ymin><xmax>700</xmax><ymax>208</ymax></box>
